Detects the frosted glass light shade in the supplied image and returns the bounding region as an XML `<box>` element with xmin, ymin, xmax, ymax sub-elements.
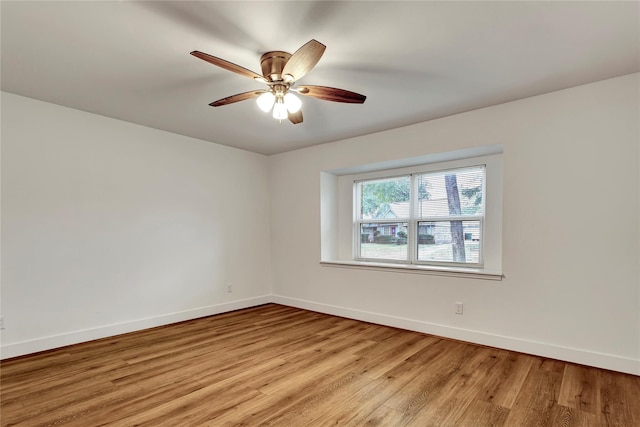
<box><xmin>256</xmin><ymin>92</ymin><xmax>275</xmax><ymax>112</ymax></box>
<box><xmin>272</xmin><ymin>101</ymin><xmax>288</xmax><ymax>119</ymax></box>
<box><xmin>284</xmin><ymin>93</ymin><xmax>302</xmax><ymax>113</ymax></box>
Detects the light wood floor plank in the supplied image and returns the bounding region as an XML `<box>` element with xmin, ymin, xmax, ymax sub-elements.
<box><xmin>455</xmin><ymin>399</ymin><xmax>510</xmax><ymax>426</ymax></box>
<box><xmin>601</xmin><ymin>368</ymin><xmax>640</xmax><ymax>426</ymax></box>
<box><xmin>474</xmin><ymin>348</ymin><xmax>536</xmax><ymax>409</ymax></box>
<box><xmin>503</xmin><ymin>358</ymin><xmax>564</xmax><ymax>426</ymax></box>
<box><xmin>558</xmin><ymin>364</ymin><xmax>601</xmax><ymax>414</ymax></box>
<box><xmin>305</xmin><ymin>361</ymin><xmax>426</xmax><ymax>426</ymax></box>
<box><xmin>407</xmin><ymin>346</ymin><xmax>505</xmax><ymax>426</ymax></box>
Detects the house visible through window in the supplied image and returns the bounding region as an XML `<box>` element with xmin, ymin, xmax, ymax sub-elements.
<box><xmin>354</xmin><ymin>165</ymin><xmax>486</xmax><ymax>267</ymax></box>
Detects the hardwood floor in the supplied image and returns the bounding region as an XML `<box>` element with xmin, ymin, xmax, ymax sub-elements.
<box><xmin>1</xmin><ymin>304</ymin><xmax>639</xmax><ymax>426</ymax></box>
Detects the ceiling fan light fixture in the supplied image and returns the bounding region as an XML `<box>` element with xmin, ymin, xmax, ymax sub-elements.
<box><xmin>272</xmin><ymin>99</ymin><xmax>288</xmax><ymax>120</ymax></box>
<box><xmin>284</xmin><ymin>93</ymin><xmax>302</xmax><ymax>113</ymax></box>
<box><xmin>256</xmin><ymin>92</ymin><xmax>275</xmax><ymax>112</ymax></box>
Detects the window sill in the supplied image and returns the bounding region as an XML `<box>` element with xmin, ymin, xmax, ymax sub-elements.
<box><xmin>320</xmin><ymin>260</ymin><xmax>503</xmax><ymax>281</ymax></box>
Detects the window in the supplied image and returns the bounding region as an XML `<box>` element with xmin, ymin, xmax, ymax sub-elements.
<box><xmin>321</xmin><ymin>147</ymin><xmax>502</xmax><ymax>278</ymax></box>
<box><xmin>354</xmin><ymin>165</ymin><xmax>486</xmax><ymax>267</ymax></box>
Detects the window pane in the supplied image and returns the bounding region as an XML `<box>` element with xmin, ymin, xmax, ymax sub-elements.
<box><xmin>360</xmin><ymin>222</ymin><xmax>408</xmax><ymax>260</ymax></box>
<box><xmin>359</xmin><ymin>176</ymin><xmax>411</xmax><ymax>220</ymax></box>
<box><xmin>417</xmin><ymin>167</ymin><xmax>485</xmax><ymax>218</ymax></box>
<box><xmin>417</xmin><ymin>220</ymin><xmax>481</xmax><ymax>264</ymax></box>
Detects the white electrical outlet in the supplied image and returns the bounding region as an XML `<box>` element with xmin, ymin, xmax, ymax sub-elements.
<box><xmin>0</xmin><ymin>316</ymin><xmax>4</xmax><ymax>330</ymax></box>
<box><xmin>455</xmin><ymin>302</ymin><xmax>463</xmax><ymax>315</ymax></box>
<box><xmin>227</xmin><ymin>283</ymin><xmax>233</xmax><ymax>293</ymax></box>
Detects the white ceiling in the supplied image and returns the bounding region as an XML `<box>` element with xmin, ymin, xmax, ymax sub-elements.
<box><xmin>2</xmin><ymin>1</ymin><xmax>638</xmax><ymax>155</ymax></box>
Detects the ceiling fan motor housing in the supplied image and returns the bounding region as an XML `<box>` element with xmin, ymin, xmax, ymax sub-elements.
<box><xmin>260</xmin><ymin>51</ymin><xmax>292</xmax><ymax>82</ymax></box>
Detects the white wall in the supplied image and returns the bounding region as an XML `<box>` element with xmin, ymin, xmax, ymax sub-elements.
<box><xmin>1</xmin><ymin>92</ymin><xmax>272</xmax><ymax>358</ymax></box>
<box><xmin>269</xmin><ymin>74</ymin><xmax>640</xmax><ymax>375</ymax></box>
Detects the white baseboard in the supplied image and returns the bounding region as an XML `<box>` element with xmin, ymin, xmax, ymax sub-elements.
<box><xmin>0</xmin><ymin>296</ymin><xmax>271</xmax><ymax>360</ymax></box>
<box><xmin>271</xmin><ymin>295</ymin><xmax>640</xmax><ymax>376</ymax></box>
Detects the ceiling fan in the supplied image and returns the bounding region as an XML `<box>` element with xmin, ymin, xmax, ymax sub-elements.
<box><xmin>190</xmin><ymin>40</ymin><xmax>366</xmax><ymax>124</ymax></box>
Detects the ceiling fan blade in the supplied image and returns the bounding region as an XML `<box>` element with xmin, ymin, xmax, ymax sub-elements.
<box><xmin>191</xmin><ymin>51</ymin><xmax>267</xmax><ymax>82</ymax></box>
<box><xmin>296</xmin><ymin>85</ymin><xmax>366</xmax><ymax>104</ymax></box>
<box><xmin>288</xmin><ymin>109</ymin><xmax>303</xmax><ymax>124</ymax></box>
<box><xmin>209</xmin><ymin>90</ymin><xmax>266</xmax><ymax>107</ymax></box>
<box><xmin>281</xmin><ymin>40</ymin><xmax>326</xmax><ymax>83</ymax></box>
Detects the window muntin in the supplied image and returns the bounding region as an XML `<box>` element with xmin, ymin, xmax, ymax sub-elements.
<box><xmin>355</xmin><ymin>166</ymin><xmax>485</xmax><ymax>266</ymax></box>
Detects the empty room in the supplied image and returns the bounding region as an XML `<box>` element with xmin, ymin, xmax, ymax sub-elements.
<box><xmin>1</xmin><ymin>1</ymin><xmax>639</xmax><ymax>426</ymax></box>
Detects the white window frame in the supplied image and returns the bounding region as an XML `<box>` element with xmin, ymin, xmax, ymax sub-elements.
<box><xmin>345</xmin><ymin>153</ymin><xmax>501</xmax><ymax>277</ymax></box>
<box><xmin>354</xmin><ymin>165</ymin><xmax>486</xmax><ymax>267</ymax></box>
